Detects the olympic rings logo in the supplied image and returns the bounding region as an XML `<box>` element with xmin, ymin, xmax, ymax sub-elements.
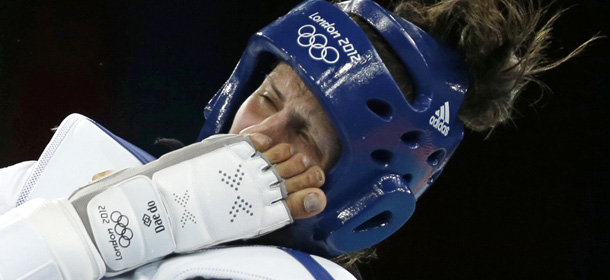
<box><xmin>111</xmin><ymin>211</ymin><xmax>133</xmax><ymax>248</ymax></box>
<box><xmin>297</xmin><ymin>25</ymin><xmax>340</xmax><ymax>64</ymax></box>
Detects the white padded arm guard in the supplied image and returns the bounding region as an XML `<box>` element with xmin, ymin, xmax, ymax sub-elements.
<box><xmin>0</xmin><ymin>198</ymin><xmax>106</xmax><ymax>280</ymax></box>
<box><xmin>67</xmin><ymin>134</ymin><xmax>292</xmax><ymax>276</ymax></box>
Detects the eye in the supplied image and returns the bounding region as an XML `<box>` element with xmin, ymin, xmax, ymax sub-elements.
<box><xmin>259</xmin><ymin>91</ymin><xmax>278</xmax><ymax>110</ymax></box>
<box><xmin>297</xmin><ymin>130</ymin><xmax>324</xmax><ymax>163</ymax></box>
<box><xmin>298</xmin><ymin>130</ymin><xmax>314</xmax><ymax>146</ymax></box>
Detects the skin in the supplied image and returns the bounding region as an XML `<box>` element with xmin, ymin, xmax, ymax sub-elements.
<box><xmin>94</xmin><ymin>62</ymin><xmax>340</xmax><ymax>220</ymax></box>
<box><xmin>229</xmin><ymin>62</ymin><xmax>340</xmax><ymax>220</ymax></box>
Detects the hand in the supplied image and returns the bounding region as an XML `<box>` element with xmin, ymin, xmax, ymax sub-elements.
<box><xmin>249</xmin><ymin>133</ymin><xmax>327</xmax><ymax>220</ymax></box>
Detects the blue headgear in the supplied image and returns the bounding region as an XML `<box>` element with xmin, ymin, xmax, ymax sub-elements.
<box><xmin>198</xmin><ymin>0</ymin><xmax>468</xmax><ymax>257</ymax></box>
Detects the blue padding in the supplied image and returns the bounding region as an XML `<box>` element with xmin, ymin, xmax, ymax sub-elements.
<box><xmin>280</xmin><ymin>248</ymin><xmax>335</xmax><ymax>280</ymax></box>
<box><xmin>198</xmin><ymin>0</ymin><xmax>468</xmax><ymax>257</ymax></box>
<box><xmin>90</xmin><ymin>121</ymin><xmax>156</xmax><ymax>164</ymax></box>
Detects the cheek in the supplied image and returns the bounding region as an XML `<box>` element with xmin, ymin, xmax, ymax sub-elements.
<box><xmin>312</xmin><ymin>116</ymin><xmax>341</xmax><ymax>169</ymax></box>
<box><xmin>229</xmin><ymin>95</ymin><xmax>263</xmax><ymax>134</ymax></box>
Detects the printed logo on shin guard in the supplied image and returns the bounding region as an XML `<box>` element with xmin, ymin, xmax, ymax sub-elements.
<box><xmin>219</xmin><ymin>166</ymin><xmax>245</xmax><ymax>191</ymax></box>
<box><xmin>111</xmin><ymin>211</ymin><xmax>132</xmax><ymax>248</ymax></box>
<box><xmin>89</xmin><ymin>176</ymin><xmax>176</xmax><ymax>268</ymax></box>
<box><xmin>98</xmin><ymin>206</ymin><xmax>132</xmax><ymax>261</ymax></box>
<box><xmin>219</xmin><ymin>165</ymin><xmax>256</xmax><ymax>224</ymax></box>
<box><xmin>142</xmin><ymin>200</ymin><xmax>166</xmax><ymax>233</ymax></box>
<box><xmin>229</xmin><ymin>195</ymin><xmax>254</xmax><ymax>223</ymax></box>
<box><xmin>142</xmin><ymin>214</ymin><xmax>152</xmax><ymax>226</ymax></box>
<box><xmin>173</xmin><ymin>190</ymin><xmax>197</xmax><ymax>228</ymax></box>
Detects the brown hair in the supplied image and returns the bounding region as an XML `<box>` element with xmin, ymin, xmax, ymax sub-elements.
<box><xmin>332</xmin><ymin>0</ymin><xmax>599</xmax><ymax>273</ymax></box>
<box><xmin>392</xmin><ymin>0</ymin><xmax>599</xmax><ymax>131</ymax></box>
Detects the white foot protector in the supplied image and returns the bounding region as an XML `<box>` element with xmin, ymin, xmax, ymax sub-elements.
<box><xmin>70</xmin><ymin>134</ymin><xmax>292</xmax><ymax>275</ymax></box>
<box><xmin>0</xmin><ymin>134</ymin><xmax>291</xmax><ymax>279</ymax></box>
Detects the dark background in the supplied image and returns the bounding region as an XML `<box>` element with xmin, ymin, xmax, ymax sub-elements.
<box><xmin>0</xmin><ymin>0</ymin><xmax>608</xmax><ymax>279</ymax></box>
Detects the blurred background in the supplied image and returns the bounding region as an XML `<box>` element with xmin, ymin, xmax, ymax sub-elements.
<box><xmin>1</xmin><ymin>0</ymin><xmax>608</xmax><ymax>279</ymax></box>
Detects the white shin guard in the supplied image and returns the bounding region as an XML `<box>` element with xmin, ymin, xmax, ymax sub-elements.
<box><xmin>73</xmin><ymin>134</ymin><xmax>293</xmax><ymax>276</ymax></box>
<box><xmin>0</xmin><ymin>198</ymin><xmax>105</xmax><ymax>280</ymax></box>
<box><xmin>68</xmin><ymin>134</ymin><xmax>293</xmax><ymax>275</ymax></box>
<box><xmin>0</xmin><ymin>134</ymin><xmax>292</xmax><ymax>279</ymax></box>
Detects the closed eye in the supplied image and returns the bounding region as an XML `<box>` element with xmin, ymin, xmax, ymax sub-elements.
<box><xmin>259</xmin><ymin>91</ymin><xmax>278</xmax><ymax>110</ymax></box>
<box><xmin>297</xmin><ymin>129</ymin><xmax>324</xmax><ymax>162</ymax></box>
<box><xmin>298</xmin><ymin>130</ymin><xmax>312</xmax><ymax>144</ymax></box>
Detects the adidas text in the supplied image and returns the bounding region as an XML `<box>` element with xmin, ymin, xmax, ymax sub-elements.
<box><xmin>430</xmin><ymin>101</ymin><xmax>451</xmax><ymax>136</ymax></box>
<box><xmin>429</xmin><ymin>116</ymin><xmax>450</xmax><ymax>136</ymax></box>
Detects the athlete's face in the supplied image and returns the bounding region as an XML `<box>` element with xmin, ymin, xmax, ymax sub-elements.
<box><xmin>229</xmin><ymin>62</ymin><xmax>340</xmax><ymax>171</ymax></box>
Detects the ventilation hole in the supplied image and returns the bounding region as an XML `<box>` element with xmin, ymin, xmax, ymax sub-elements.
<box><xmin>371</xmin><ymin>150</ymin><xmax>393</xmax><ymax>166</ymax></box>
<box><xmin>428</xmin><ymin>169</ymin><xmax>443</xmax><ymax>184</ymax></box>
<box><xmin>401</xmin><ymin>131</ymin><xmax>422</xmax><ymax>149</ymax></box>
<box><xmin>402</xmin><ymin>174</ymin><xmax>413</xmax><ymax>183</ymax></box>
<box><xmin>427</xmin><ymin>149</ymin><xmax>446</xmax><ymax>167</ymax></box>
<box><xmin>231</xmin><ymin>219</ymin><xmax>234</xmax><ymax>223</ymax></box>
<box><xmin>353</xmin><ymin>211</ymin><xmax>393</xmax><ymax>232</ymax></box>
<box><xmin>366</xmin><ymin>99</ymin><xmax>393</xmax><ymax>120</ymax></box>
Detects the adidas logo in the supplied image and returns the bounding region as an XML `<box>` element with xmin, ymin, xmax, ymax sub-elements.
<box><xmin>429</xmin><ymin>101</ymin><xmax>451</xmax><ymax>136</ymax></box>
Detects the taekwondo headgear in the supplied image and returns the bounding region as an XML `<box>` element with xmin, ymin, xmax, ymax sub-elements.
<box><xmin>198</xmin><ymin>0</ymin><xmax>469</xmax><ymax>257</ymax></box>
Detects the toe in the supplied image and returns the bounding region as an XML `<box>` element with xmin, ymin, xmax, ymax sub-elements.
<box><xmin>274</xmin><ymin>153</ymin><xmax>311</xmax><ymax>179</ymax></box>
<box><xmin>285</xmin><ymin>188</ymin><xmax>327</xmax><ymax>220</ymax></box>
<box><xmin>262</xmin><ymin>143</ymin><xmax>295</xmax><ymax>164</ymax></box>
<box><xmin>285</xmin><ymin>166</ymin><xmax>325</xmax><ymax>194</ymax></box>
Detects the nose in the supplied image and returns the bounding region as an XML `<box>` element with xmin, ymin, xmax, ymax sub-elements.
<box><xmin>239</xmin><ymin>110</ymin><xmax>292</xmax><ymax>143</ymax></box>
